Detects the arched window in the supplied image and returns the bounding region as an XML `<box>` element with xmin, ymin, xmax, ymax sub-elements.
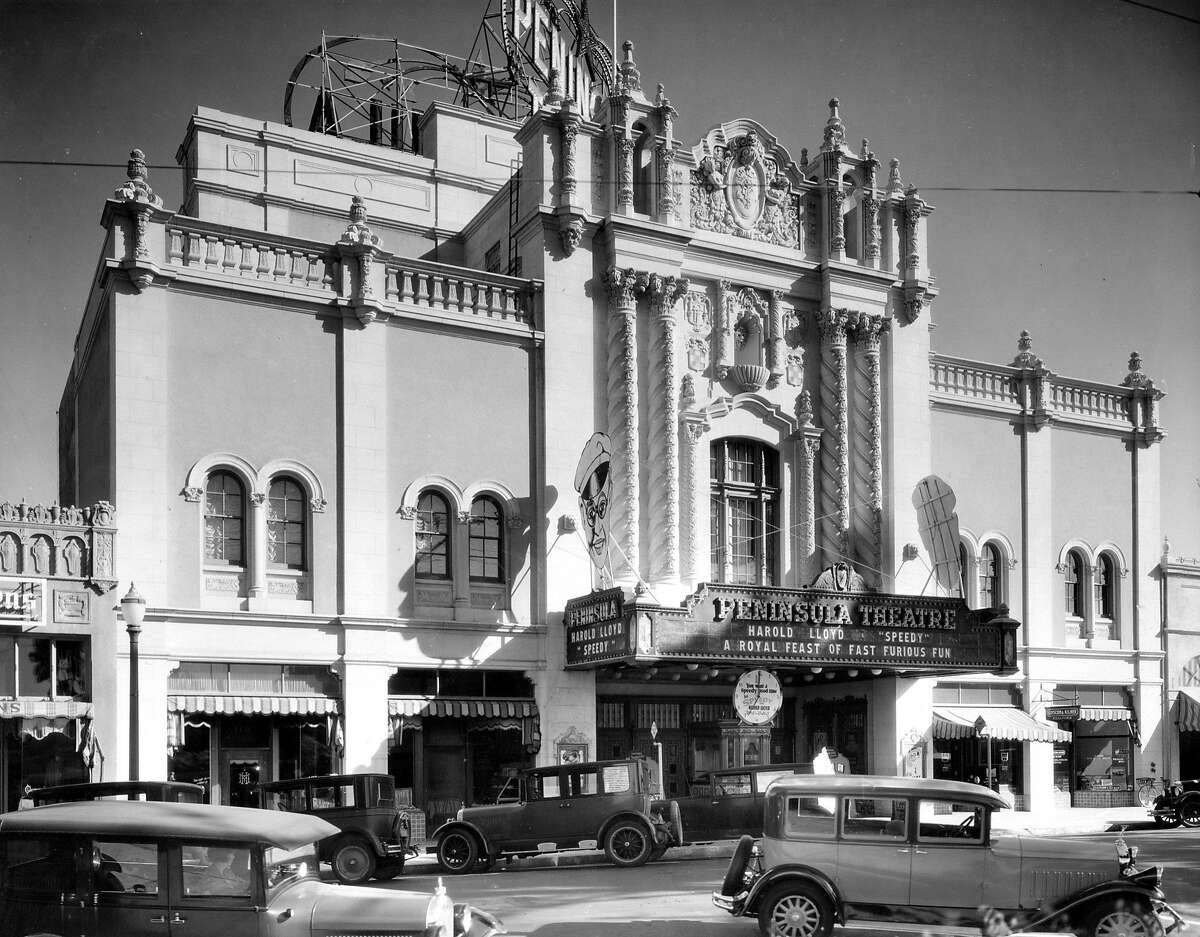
<box><xmin>979</xmin><ymin>542</ymin><xmax>1002</xmax><ymax>608</ymax></box>
<box><xmin>415</xmin><ymin>491</ymin><xmax>451</xmax><ymax>579</ymax></box>
<box><xmin>710</xmin><ymin>439</ymin><xmax>779</xmax><ymax>585</ymax></box>
<box><xmin>469</xmin><ymin>496</ymin><xmax>504</xmax><ymax>583</ymax></box>
<box><xmin>1065</xmin><ymin>549</ymin><xmax>1086</xmax><ymax>618</ymax></box>
<box><xmin>267</xmin><ymin>476</ymin><xmax>307</xmax><ymax>570</ymax></box>
<box><xmin>632</xmin><ymin>122</ymin><xmax>654</xmax><ymax>214</ymax></box>
<box><xmin>1096</xmin><ymin>553</ymin><xmax>1117</xmax><ymax>622</ymax></box>
<box><xmin>204</xmin><ymin>471</ymin><xmax>245</xmax><ymax>566</ymax></box>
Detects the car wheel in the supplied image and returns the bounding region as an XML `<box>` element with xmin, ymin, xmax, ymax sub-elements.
<box><xmin>1178</xmin><ymin>796</ymin><xmax>1200</xmax><ymax>828</ymax></box>
<box><xmin>756</xmin><ymin>883</ymin><xmax>833</xmax><ymax>937</ymax></box>
<box><xmin>331</xmin><ymin>839</ymin><xmax>377</xmax><ymax>885</ymax></box>
<box><xmin>437</xmin><ymin>830</ymin><xmax>479</xmax><ymax>874</ymax></box>
<box><xmin>604</xmin><ymin>820</ymin><xmax>652</xmax><ymax>867</ymax></box>
<box><xmin>720</xmin><ymin>835</ymin><xmax>755</xmax><ymax>897</ymax></box>
<box><xmin>1086</xmin><ymin>899</ymin><xmax>1164</xmax><ymax>937</ymax></box>
<box><xmin>372</xmin><ymin>858</ymin><xmax>405</xmax><ymax>880</ymax></box>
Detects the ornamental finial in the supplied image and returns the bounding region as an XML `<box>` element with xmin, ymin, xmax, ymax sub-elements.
<box><xmin>544</xmin><ymin>67</ymin><xmax>564</xmax><ymax>107</ymax></box>
<box><xmin>1011</xmin><ymin>330</ymin><xmax>1043</xmax><ymax>369</ymax></box>
<box><xmin>339</xmin><ymin>195</ymin><xmax>381</xmax><ymax>248</ymax></box>
<box><xmin>618</xmin><ymin>40</ymin><xmax>642</xmax><ymax>95</ymax></box>
<box><xmin>822</xmin><ymin>97</ymin><xmax>846</xmax><ymax>151</ymax></box>
<box><xmin>887</xmin><ymin>157</ymin><xmax>904</xmax><ymax>195</ymax></box>
<box><xmin>113</xmin><ymin>147</ymin><xmax>162</xmax><ymax>207</ymax></box>
<box><xmin>1122</xmin><ymin>350</ymin><xmax>1153</xmax><ymax>388</ymax></box>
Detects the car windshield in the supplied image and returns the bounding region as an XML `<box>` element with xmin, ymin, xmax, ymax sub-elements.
<box><xmin>264</xmin><ymin>843</ymin><xmax>318</xmax><ymax>897</ymax></box>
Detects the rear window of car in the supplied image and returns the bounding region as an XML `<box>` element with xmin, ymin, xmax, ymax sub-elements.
<box><xmin>841</xmin><ymin>796</ymin><xmax>908</xmax><ymax>839</ymax></box>
<box><xmin>784</xmin><ymin>795</ymin><xmax>836</xmax><ymax>839</ymax></box>
<box><xmin>716</xmin><ymin>773</ymin><xmax>752</xmax><ymax>796</ymax></box>
<box><xmin>0</xmin><ymin>836</ymin><xmax>74</xmax><ymax>895</ymax></box>
<box><xmin>916</xmin><ymin>800</ymin><xmax>985</xmax><ymax>844</ymax></box>
<box><xmin>602</xmin><ymin>765</ymin><xmax>632</xmax><ymax>793</ymax></box>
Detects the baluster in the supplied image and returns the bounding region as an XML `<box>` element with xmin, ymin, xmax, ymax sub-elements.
<box><xmin>431</xmin><ymin>274</ymin><xmax>445</xmax><ymax>308</ymax></box>
<box><xmin>400</xmin><ymin>269</ymin><xmax>413</xmax><ymax>303</ymax></box>
<box><xmin>186</xmin><ymin>233</ymin><xmax>202</xmax><ymax>264</ymax></box>
<box><xmin>221</xmin><ymin>239</ymin><xmax>237</xmax><ymax>272</ymax></box>
<box><xmin>203</xmin><ymin>235</ymin><xmax>220</xmax><ymax>268</ymax></box>
<box><xmin>255</xmin><ymin>246</ymin><xmax>271</xmax><ymax>278</ymax></box>
<box><xmin>384</xmin><ymin>266</ymin><xmax>398</xmax><ymax>301</ymax></box>
<box><xmin>272</xmin><ymin>248</ymin><xmax>288</xmax><ymax>280</ymax></box>
<box><xmin>461</xmin><ymin>280</ymin><xmax>474</xmax><ymax>313</ymax></box>
<box><xmin>289</xmin><ymin>252</ymin><xmax>305</xmax><ymax>284</ymax></box>
<box><xmin>168</xmin><ymin>230</ymin><xmax>184</xmax><ymax>263</ymax></box>
<box><xmin>306</xmin><ymin>254</ymin><xmax>321</xmax><ymax>287</ymax></box>
<box><xmin>239</xmin><ymin>243</ymin><xmax>254</xmax><ymax>275</ymax></box>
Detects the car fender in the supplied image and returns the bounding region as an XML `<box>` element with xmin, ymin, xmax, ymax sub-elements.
<box><xmin>319</xmin><ymin>827</ymin><xmax>388</xmax><ymax>861</ymax></box>
<box><xmin>431</xmin><ymin>819</ymin><xmax>492</xmax><ymax>856</ymax></box>
<box><xmin>597</xmin><ymin>810</ymin><xmax>664</xmax><ymax>846</ymax></box>
<box><xmin>743</xmin><ymin>863</ymin><xmax>844</xmax><ymax>923</ymax></box>
<box><xmin>1024</xmin><ymin>877</ymin><xmax>1164</xmax><ymax>930</ymax></box>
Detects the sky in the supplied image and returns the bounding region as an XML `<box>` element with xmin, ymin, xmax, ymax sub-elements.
<box><xmin>1</xmin><ymin>0</ymin><xmax>1198</xmax><ymax>555</ymax></box>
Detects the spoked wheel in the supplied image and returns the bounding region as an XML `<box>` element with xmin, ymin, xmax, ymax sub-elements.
<box><xmin>436</xmin><ymin>830</ymin><xmax>479</xmax><ymax>874</ymax></box>
<box><xmin>331</xmin><ymin>839</ymin><xmax>376</xmax><ymax>885</ymax></box>
<box><xmin>1178</xmin><ymin>796</ymin><xmax>1200</xmax><ymax>828</ymax></box>
<box><xmin>1086</xmin><ymin>899</ymin><xmax>1164</xmax><ymax>937</ymax></box>
<box><xmin>756</xmin><ymin>883</ymin><xmax>833</xmax><ymax>937</ymax></box>
<box><xmin>604</xmin><ymin>820</ymin><xmax>652</xmax><ymax>867</ymax></box>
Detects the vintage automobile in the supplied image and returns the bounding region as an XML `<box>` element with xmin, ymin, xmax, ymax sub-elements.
<box><xmin>259</xmin><ymin>772</ymin><xmax>410</xmax><ymax>884</ymax></box>
<box><xmin>27</xmin><ymin>780</ymin><xmax>206</xmax><ymax>807</ymax></box>
<box><xmin>673</xmin><ymin>763</ymin><xmax>813</xmax><ymax>843</ymax></box>
<box><xmin>432</xmin><ymin>757</ymin><xmax>683</xmax><ymax>872</ymax></box>
<box><xmin>0</xmin><ymin>799</ymin><xmax>502</xmax><ymax>937</ymax></box>
<box><xmin>1149</xmin><ymin>777</ymin><xmax>1200</xmax><ymax>828</ymax></box>
<box><xmin>713</xmin><ymin>774</ymin><xmax>1185</xmax><ymax>937</ymax></box>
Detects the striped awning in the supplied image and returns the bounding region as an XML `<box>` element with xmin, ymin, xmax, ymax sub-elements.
<box><xmin>1078</xmin><ymin>706</ymin><xmax>1133</xmax><ymax>722</ymax></box>
<box><xmin>0</xmin><ymin>700</ymin><xmax>93</xmax><ymax>720</ymax></box>
<box><xmin>1177</xmin><ymin>688</ymin><xmax>1200</xmax><ymax>733</ymax></box>
<box><xmin>167</xmin><ymin>695</ymin><xmax>339</xmax><ymax>715</ymax></box>
<box><xmin>387</xmin><ymin>697</ymin><xmax>537</xmax><ymax>719</ymax></box>
<box><xmin>933</xmin><ymin>707</ymin><xmax>1072</xmax><ymax>743</ymax></box>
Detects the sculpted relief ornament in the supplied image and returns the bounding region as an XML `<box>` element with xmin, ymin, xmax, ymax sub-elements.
<box><xmin>690</xmin><ymin>124</ymin><xmax>800</xmax><ymax>249</ymax></box>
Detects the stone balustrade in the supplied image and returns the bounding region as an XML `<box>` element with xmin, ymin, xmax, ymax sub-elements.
<box><xmin>930</xmin><ymin>356</ymin><xmax>1020</xmax><ymax>409</ymax></box>
<box><xmin>166</xmin><ymin>224</ymin><xmax>337</xmax><ymax>292</ymax></box>
<box><xmin>384</xmin><ymin>259</ymin><xmax>536</xmax><ymax>327</ymax></box>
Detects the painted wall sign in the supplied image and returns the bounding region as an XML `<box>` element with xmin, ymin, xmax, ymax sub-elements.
<box><xmin>733</xmin><ymin>669</ymin><xmax>782</xmax><ymax>725</ymax></box>
<box><xmin>0</xmin><ymin>578</ymin><xmax>44</xmax><ymax>624</ymax></box>
<box><xmin>564</xmin><ymin>587</ymin><xmax>627</xmax><ymax>665</ymax></box>
<box><xmin>1045</xmin><ymin>706</ymin><xmax>1080</xmax><ymax>723</ymax></box>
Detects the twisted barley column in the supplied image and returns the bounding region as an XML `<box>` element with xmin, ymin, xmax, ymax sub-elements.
<box><xmin>648</xmin><ymin>274</ymin><xmax>688</xmax><ymax>582</ymax></box>
<box><xmin>602</xmin><ymin>266</ymin><xmax>646</xmax><ymax>580</ymax></box>
<box><xmin>849</xmin><ymin>316</ymin><xmax>886</xmax><ymax>581</ymax></box>
<box><xmin>817</xmin><ymin>309</ymin><xmax>850</xmax><ymax>566</ymax></box>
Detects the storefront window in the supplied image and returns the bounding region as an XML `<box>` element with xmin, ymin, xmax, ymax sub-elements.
<box><xmin>168</xmin><ymin>722</ymin><xmax>211</xmax><ymax>802</ymax></box>
<box><xmin>1075</xmin><ymin>733</ymin><xmax>1130</xmax><ymax>792</ymax></box>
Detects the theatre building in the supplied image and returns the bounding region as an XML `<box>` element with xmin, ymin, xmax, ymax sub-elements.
<box><xmin>51</xmin><ymin>16</ymin><xmax>1172</xmax><ymax>816</ymax></box>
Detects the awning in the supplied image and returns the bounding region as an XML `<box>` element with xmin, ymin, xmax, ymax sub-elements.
<box><xmin>933</xmin><ymin>707</ymin><xmax>1072</xmax><ymax>743</ymax></box>
<box><xmin>1177</xmin><ymin>688</ymin><xmax>1200</xmax><ymax>733</ymax></box>
<box><xmin>388</xmin><ymin>697</ymin><xmax>540</xmax><ymax>753</ymax></box>
<box><xmin>0</xmin><ymin>700</ymin><xmax>93</xmax><ymax>720</ymax></box>
<box><xmin>166</xmin><ymin>695</ymin><xmax>339</xmax><ymax>715</ymax></box>
<box><xmin>1078</xmin><ymin>706</ymin><xmax>1133</xmax><ymax>722</ymax></box>
<box><xmin>387</xmin><ymin>697</ymin><xmax>537</xmax><ymax>719</ymax></box>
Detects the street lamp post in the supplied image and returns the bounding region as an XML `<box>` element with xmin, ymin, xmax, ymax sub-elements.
<box><xmin>120</xmin><ymin>583</ymin><xmax>147</xmax><ymax>781</ymax></box>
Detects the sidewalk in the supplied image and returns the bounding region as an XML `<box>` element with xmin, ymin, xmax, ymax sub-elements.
<box><xmin>406</xmin><ymin>805</ymin><xmax>1157</xmax><ymax>874</ymax></box>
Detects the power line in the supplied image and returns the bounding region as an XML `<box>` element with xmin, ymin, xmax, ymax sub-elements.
<box><xmin>0</xmin><ymin>159</ymin><xmax>1195</xmax><ymax>197</ymax></box>
<box><xmin>1115</xmin><ymin>0</ymin><xmax>1200</xmax><ymax>25</ymax></box>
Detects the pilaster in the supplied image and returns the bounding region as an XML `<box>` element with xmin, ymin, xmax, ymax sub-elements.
<box><xmin>601</xmin><ymin>266</ymin><xmax>647</xmax><ymax>583</ymax></box>
<box><xmin>793</xmin><ymin>391</ymin><xmax>822</xmax><ymax>586</ymax></box>
<box><xmin>647</xmin><ymin>274</ymin><xmax>688</xmax><ymax>588</ymax></box>
<box><xmin>337</xmin><ymin>640</ymin><xmax>392</xmax><ymax>774</ymax></box>
<box><xmin>816</xmin><ymin>308</ymin><xmax>851</xmax><ymax>566</ymax></box>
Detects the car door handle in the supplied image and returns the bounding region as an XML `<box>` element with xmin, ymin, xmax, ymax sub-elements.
<box><xmin>896</xmin><ymin>847</ymin><xmax>910</xmax><ymax>854</ymax></box>
<box><xmin>150</xmin><ymin>916</ymin><xmax>166</xmax><ymax>923</ymax></box>
<box><xmin>171</xmin><ymin>912</ymin><xmax>187</xmax><ymax>924</ymax></box>
<box><xmin>912</xmin><ymin>848</ymin><xmax>928</xmax><ymax>855</ymax></box>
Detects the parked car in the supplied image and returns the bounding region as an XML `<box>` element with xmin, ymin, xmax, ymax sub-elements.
<box><xmin>432</xmin><ymin>757</ymin><xmax>683</xmax><ymax>873</ymax></box>
<box><xmin>713</xmin><ymin>774</ymin><xmax>1185</xmax><ymax>937</ymax></box>
<box><xmin>0</xmin><ymin>799</ymin><xmax>502</xmax><ymax>937</ymax></box>
<box><xmin>259</xmin><ymin>772</ymin><xmax>410</xmax><ymax>884</ymax></box>
<box><xmin>673</xmin><ymin>763</ymin><xmax>813</xmax><ymax>843</ymax></box>
<box><xmin>26</xmin><ymin>780</ymin><xmax>206</xmax><ymax>807</ymax></box>
<box><xmin>1149</xmin><ymin>777</ymin><xmax>1200</xmax><ymax>828</ymax></box>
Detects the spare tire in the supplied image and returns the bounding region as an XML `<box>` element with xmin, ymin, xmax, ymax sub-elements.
<box><xmin>720</xmin><ymin>835</ymin><xmax>755</xmax><ymax>897</ymax></box>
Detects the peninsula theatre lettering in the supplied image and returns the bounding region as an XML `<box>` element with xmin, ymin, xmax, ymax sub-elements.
<box><xmin>712</xmin><ymin>597</ymin><xmax>957</xmax><ymax>631</ymax></box>
<box><xmin>711</xmin><ymin>595</ymin><xmax>966</xmax><ymax>663</ymax></box>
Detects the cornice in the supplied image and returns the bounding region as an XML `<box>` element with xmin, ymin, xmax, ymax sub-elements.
<box><xmin>1022</xmin><ymin>645</ymin><xmax>1165</xmax><ymax>663</ymax></box>
<box><xmin>418</xmin><ymin>100</ymin><xmax>523</xmax><ymax>136</ymax></box>
<box><xmin>147</xmin><ymin>607</ymin><xmax>338</xmax><ymax>629</ymax></box>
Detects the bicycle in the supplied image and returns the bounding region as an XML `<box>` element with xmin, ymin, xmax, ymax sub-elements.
<box><xmin>1136</xmin><ymin>775</ymin><xmax>1166</xmax><ymax>808</ymax></box>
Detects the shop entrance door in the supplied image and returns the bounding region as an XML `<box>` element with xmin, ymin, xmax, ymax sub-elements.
<box><xmin>219</xmin><ymin>749</ymin><xmax>269</xmax><ymax>807</ymax></box>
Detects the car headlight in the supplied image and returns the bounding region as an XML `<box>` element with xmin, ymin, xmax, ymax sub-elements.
<box><xmin>425</xmin><ymin>878</ymin><xmax>455</xmax><ymax>937</ymax></box>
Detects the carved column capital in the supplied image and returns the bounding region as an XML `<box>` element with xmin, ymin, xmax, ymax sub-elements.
<box><xmin>648</xmin><ymin>274</ymin><xmax>688</xmax><ymax>316</ymax></box>
<box><xmin>601</xmin><ymin>267</ymin><xmax>647</xmax><ymax>309</ymax></box>
<box><xmin>816</xmin><ymin>308</ymin><xmax>849</xmax><ymax>345</ymax></box>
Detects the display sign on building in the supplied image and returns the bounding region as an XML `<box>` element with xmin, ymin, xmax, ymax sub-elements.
<box><xmin>1045</xmin><ymin>706</ymin><xmax>1080</xmax><ymax>722</ymax></box>
<box><xmin>733</xmin><ymin>669</ymin><xmax>782</xmax><ymax>725</ymax></box>
<box><xmin>564</xmin><ymin>568</ymin><xmax>1019</xmax><ymax>675</ymax></box>
<box><xmin>563</xmin><ymin>587</ymin><xmax>626</xmax><ymax>665</ymax></box>
<box><xmin>0</xmin><ymin>578</ymin><xmax>44</xmax><ymax>625</ymax></box>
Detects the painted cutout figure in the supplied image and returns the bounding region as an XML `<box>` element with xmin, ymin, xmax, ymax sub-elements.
<box><xmin>574</xmin><ymin>432</ymin><xmax>614</xmax><ymax>587</ymax></box>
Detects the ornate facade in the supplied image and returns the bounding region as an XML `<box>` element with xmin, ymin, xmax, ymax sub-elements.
<box><xmin>45</xmin><ymin>43</ymin><xmax>1174</xmax><ymax>816</ymax></box>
